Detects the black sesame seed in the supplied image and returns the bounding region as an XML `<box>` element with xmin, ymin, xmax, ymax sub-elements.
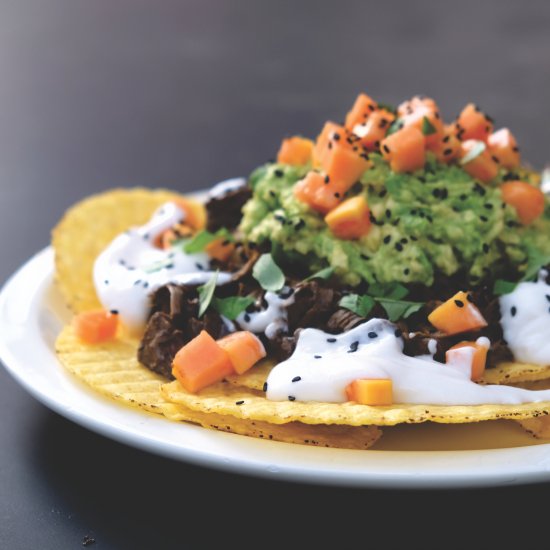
<box><xmin>263</xmin><ymin>382</ymin><xmax>268</xmax><ymax>392</ymax></box>
<box><xmin>480</xmin><ymin>215</ymin><xmax>488</xmax><ymax>222</ymax></box>
<box><xmin>491</xmin><ymin>155</ymin><xmax>500</xmax><ymax>164</ymax></box>
<box><xmin>404</xmin><ymin>268</ymin><xmax>410</xmax><ymax>275</ymax></box>
<box><xmin>466</xmin><ymin>293</ymin><xmax>473</xmax><ymax>302</ymax></box>
<box><xmin>382</xmin><ymin>144</ymin><xmax>390</xmax><ymax>154</ymax></box>
<box><xmin>410</xmin><ymin>235</ymin><xmax>418</xmax><ymax>241</ymax></box>
<box><xmin>394</xmin><ymin>329</ymin><xmax>401</xmax><ymax>337</ymax></box>
<box><xmin>110</xmin><ymin>309</ymin><xmax>119</xmax><ymax>315</ymax></box>
<box><xmin>348</xmin><ymin>341</ymin><xmax>360</xmax><ymax>353</ymax></box>
<box><xmin>395</xmin><ymin>242</ymin><xmax>403</xmax><ymax>252</ymax></box>
<box><xmin>401</xmin><ymin>238</ymin><xmax>408</xmax><ymax>244</ymax></box>
<box><xmin>324</xmin><ymin>175</ymin><xmax>330</xmax><ymax>184</ymax></box>
<box><xmin>288</xmin><ymin>396</ymin><xmax>296</xmax><ymax>401</ymax></box>
<box><xmin>143</xmin><ymin>282</ymin><xmax>149</xmax><ymax>289</ymax></box>
<box><xmin>118</xmin><ymin>259</ymin><xmax>126</xmax><ymax>265</ymax></box>
<box><xmin>104</xmin><ymin>280</ymin><xmax>109</xmax><ymax>285</ymax></box>
<box><xmin>244</xmin><ymin>313</ymin><xmax>251</xmax><ymax>322</ymax></box>
<box><xmin>511</xmin><ymin>306</ymin><xmax>517</xmax><ymax>317</ymax></box>
<box><xmin>484</xmin><ymin>203</ymin><xmax>493</xmax><ymax>210</ymax></box>
<box><xmin>443</xmin><ymin>135</ymin><xmax>450</xmax><ymax>143</ymax></box>
<box><xmin>334</xmin><ymin>192</ymin><xmax>341</xmax><ymax>198</ymax></box>
<box><xmin>368</xmin><ymin>332</ymin><xmax>378</xmax><ymax>339</ymax></box>
<box><xmin>460</xmin><ymin>194</ymin><xmax>467</xmax><ymax>201</ymax></box>
<box><xmin>383</xmin><ymin>235</ymin><xmax>392</xmax><ymax>244</ymax></box>
<box><xmin>235</xmin><ymin>400</ymin><xmax>244</xmax><ymax>406</ymax></box>
<box><xmin>333</xmin><ymin>132</ymin><xmax>341</xmax><ymax>141</ymax></box>
<box><xmin>443</xmin><ymin>148</ymin><xmax>453</xmax><ymax>156</ymax></box>
<box><xmin>386</xmin><ymin>209</ymin><xmax>392</xmax><ymax>218</ymax></box>
<box><xmin>326</xmin><ymin>337</ymin><xmax>337</xmax><ymax>343</ymax></box>
<box><xmin>292</xmin><ymin>376</ymin><xmax>302</xmax><ymax>382</ymax></box>
<box><xmin>482</xmin><ymin>243</ymin><xmax>490</xmax><ymax>253</ymax></box>
<box><xmin>314</xmin><ymin>355</ymin><xmax>322</xmax><ymax>359</ymax></box>
<box><xmin>546</xmin><ymin>295</ymin><xmax>550</xmax><ymax>302</ymax></box>
<box><xmin>142</xmin><ymin>233</ymin><xmax>150</xmax><ymax>240</ymax></box>
<box><xmin>274</xmin><ymin>169</ymin><xmax>284</xmax><ymax>177</ymax></box>
<box><xmin>195</xmin><ymin>262</ymin><xmax>204</xmax><ymax>270</ymax></box>
<box><xmin>379</xmin><ymin>189</ymin><xmax>387</xmax><ymax>198</ymax></box>
<box><xmin>133</xmin><ymin>279</ymin><xmax>142</xmax><ymax>286</ymax></box>
<box><xmin>454</xmin><ymin>299</ymin><xmax>464</xmax><ymax>308</ymax></box>
<box><xmin>360</xmin><ymin>254</ymin><xmax>370</xmax><ymax>261</ymax></box>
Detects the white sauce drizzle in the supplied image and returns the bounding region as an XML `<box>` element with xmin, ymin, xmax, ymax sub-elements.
<box><xmin>93</xmin><ymin>202</ymin><xmax>231</xmax><ymax>333</ymax></box>
<box><xmin>265</xmin><ymin>319</ymin><xmax>550</xmax><ymax>405</ymax></box>
<box><xmin>500</xmin><ymin>270</ymin><xmax>550</xmax><ymax>365</ymax></box>
<box><xmin>236</xmin><ymin>289</ymin><xmax>295</xmax><ymax>339</ymax></box>
<box><xmin>208</xmin><ymin>177</ymin><xmax>247</xmax><ymax>200</ymax></box>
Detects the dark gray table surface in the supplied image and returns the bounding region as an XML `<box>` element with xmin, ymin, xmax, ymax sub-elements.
<box><xmin>1</xmin><ymin>1</ymin><xmax>550</xmax><ymax>548</ymax></box>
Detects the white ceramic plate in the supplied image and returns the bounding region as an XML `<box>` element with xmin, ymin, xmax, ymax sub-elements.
<box><xmin>3</xmin><ymin>247</ymin><xmax>550</xmax><ymax>489</ymax></box>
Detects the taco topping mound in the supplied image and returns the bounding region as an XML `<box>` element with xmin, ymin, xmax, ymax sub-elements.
<box><xmin>53</xmin><ymin>91</ymin><xmax>550</xmax><ymax>446</ymax></box>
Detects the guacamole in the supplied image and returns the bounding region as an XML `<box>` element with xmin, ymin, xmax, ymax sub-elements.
<box><xmin>239</xmin><ymin>154</ymin><xmax>550</xmax><ymax>287</ymax></box>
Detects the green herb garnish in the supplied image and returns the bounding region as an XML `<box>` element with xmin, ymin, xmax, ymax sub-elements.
<box><xmin>304</xmin><ymin>266</ymin><xmax>335</xmax><ymax>282</ymax></box>
<box><xmin>386</xmin><ymin>119</ymin><xmax>403</xmax><ymax>136</ymax></box>
<box><xmin>460</xmin><ymin>141</ymin><xmax>486</xmax><ymax>165</ymax></box>
<box><xmin>368</xmin><ymin>282</ymin><xmax>409</xmax><ymax>300</ymax></box>
<box><xmin>197</xmin><ymin>271</ymin><xmax>218</xmax><ymax>317</ymax></box>
<box><xmin>183</xmin><ymin>228</ymin><xmax>233</xmax><ymax>254</ymax></box>
<box><xmin>377</xmin><ymin>102</ymin><xmax>397</xmax><ymax>115</ymax></box>
<box><xmin>376</xmin><ymin>298</ymin><xmax>424</xmax><ymax>322</ymax></box>
<box><xmin>338</xmin><ymin>294</ymin><xmax>376</xmax><ymax>318</ymax></box>
<box><xmin>252</xmin><ymin>253</ymin><xmax>285</xmax><ymax>292</ymax></box>
<box><xmin>421</xmin><ymin>116</ymin><xmax>437</xmax><ymax>136</ymax></box>
<box><xmin>493</xmin><ymin>279</ymin><xmax>517</xmax><ymax>296</ymax></box>
<box><xmin>211</xmin><ymin>295</ymin><xmax>255</xmax><ymax>320</ymax></box>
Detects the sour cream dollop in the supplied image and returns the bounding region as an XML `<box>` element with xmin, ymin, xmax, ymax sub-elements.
<box><xmin>500</xmin><ymin>270</ymin><xmax>550</xmax><ymax>365</ymax></box>
<box><xmin>265</xmin><ymin>319</ymin><xmax>550</xmax><ymax>405</ymax></box>
<box><xmin>93</xmin><ymin>202</ymin><xmax>231</xmax><ymax>333</ymax></box>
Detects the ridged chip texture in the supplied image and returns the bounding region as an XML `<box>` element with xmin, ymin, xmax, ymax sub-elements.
<box><xmin>52</xmin><ymin>187</ymin><xmax>186</xmax><ymax>312</ymax></box>
<box><xmin>161</xmin><ymin>379</ymin><xmax>550</xmax><ymax>427</ymax></box>
<box><xmin>55</xmin><ymin>325</ymin><xmax>381</xmax><ymax>449</ymax></box>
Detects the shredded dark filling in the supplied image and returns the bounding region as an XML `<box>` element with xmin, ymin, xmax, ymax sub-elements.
<box><xmin>137</xmin><ymin>184</ymin><xmax>516</xmax><ymax>378</ymax></box>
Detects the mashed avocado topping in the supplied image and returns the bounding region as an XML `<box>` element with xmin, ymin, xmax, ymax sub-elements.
<box><xmin>240</xmin><ymin>155</ymin><xmax>550</xmax><ymax>287</ymax></box>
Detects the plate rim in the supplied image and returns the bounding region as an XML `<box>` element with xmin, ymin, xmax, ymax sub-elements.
<box><xmin>3</xmin><ymin>246</ymin><xmax>550</xmax><ymax>489</ymax></box>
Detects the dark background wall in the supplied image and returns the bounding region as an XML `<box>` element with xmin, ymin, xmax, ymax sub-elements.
<box><xmin>1</xmin><ymin>1</ymin><xmax>550</xmax><ymax>548</ymax></box>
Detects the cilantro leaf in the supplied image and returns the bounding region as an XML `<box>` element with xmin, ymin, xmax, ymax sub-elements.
<box><xmin>183</xmin><ymin>228</ymin><xmax>233</xmax><ymax>254</ymax></box>
<box><xmin>368</xmin><ymin>282</ymin><xmax>409</xmax><ymax>300</ymax></box>
<box><xmin>197</xmin><ymin>271</ymin><xmax>218</xmax><ymax>317</ymax></box>
<box><xmin>304</xmin><ymin>267</ymin><xmax>335</xmax><ymax>282</ymax></box>
<box><xmin>252</xmin><ymin>253</ymin><xmax>285</xmax><ymax>292</ymax></box>
<box><xmin>493</xmin><ymin>279</ymin><xmax>517</xmax><ymax>296</ymax></box>
<box><xmin>522</xmin><ymin>246</ymin><xmax>550</xmax><ymax>282</ymax></box>
<box><xmin>212</xmin><ymin>295</ymin><xmax>255</xmax><ymax>320</ymax></box>
<box><xmin>339</xmin><ymin>294</ymin><xmax>376</xmax><ymax>318</ymax></box>
<box><xmin>377</xmin><ymin>102</ymin><xmax>397</xmax><ymax>115</ymax></box>
<box><xmin>386</xmin><ymin>119</ymin><xmax>404</xmax><ymax>136</ymax></box>
<box><xmin>376</xmin><ymin>298</ymin><xmax>424</xmax><ymax>322</ymax></box>
<box><xmin>421</xmin><ymin>116</ymin><xmax>437</xmax><ymax>136</ymax></box>
<box><xmin>460</xmin><ymin>141</ymin><xmax>486</xmax><ymax>165</ymax></box>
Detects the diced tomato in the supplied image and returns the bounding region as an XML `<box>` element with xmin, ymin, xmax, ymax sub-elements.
<box><xmin>172</xmin><ymin>330</ymin><xmax>234</xmax><ymax>393</ymax></box>
<box><xmin>313</xmin><ymin>121</ymin><xmax>351</xmax><ymax>167</ymax></box>
<box><xmin>446</xmin><ymin>340</ymin><xmax>488</xmax><ymax>381</ymax></box>
<box><xmin>460</xmin><ymin>140</ymin><xmax>499</xmax><ymax>183</ymax></box>
<box><xmin>487</xmin><ymin>128</ymin><xmax>520</xmax><ymax>170</ymax></box>
<box><xmin>501</xmin><ymin>181</ymin><xmax>545</xmax><ymax>225</ymax></box>
<box><xmin>397</xmin><ymin>96</ymin><xmax>438</xmax><ymax>118</ymax></box>
<box><xmin>277</xmin><ymin>136</ymin><xmax>314</xmax><ymax>166</ymax></box>
<box><xmin>456</xmin><ymin>103</ymin><xmax>493</xmax><ymax>142</ymax></box>
<box><xmin>428</xmin><ymin>291</ymin><xmax>488</xmax><ymax>335</ymax></box>
<box><xmin>380</xmin><ymin>126</ymin><xmax>426</xmax><ymax>173</ymax></box>
<box><xmin>324</xmin><ymin>195</ymin><xmax>371</xmax><ymax>239</ymax></box>
<box><xmin>352</xmin><ymin>109</ymin><xmax>396</xmax><ymax>151</ymax></box>
<box><xmin>293</xmin><ymin>170</ymin><xmax>342</xmax><ymax>214</ymax></box>
<box><xmin>320</xmin><ymin>141</ymin><xmax>372</xmax><ymax>194</ymax></box>
<box><xmin>344</xmin><ymin>93</ymin><xmax>378</xmax><ymax>130</ymax></box>
<box><xmin>428</xmin><ymin>127</ymin><xmax>461</xmax><ymax>164</ymax></box>
<box><xmin>217</xmin><ymin>331</ymin><xmax>266</xmax><ymax>375</ymax></box>
<box><xmin>73</xmin><ymin>310</ymin><xmax>119</xmax><ymax>344</ymax></box>
<box><xmin>399</xmin><ymin>103</ymin><xmax>443</xmax><ymax>148</ymax></box>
